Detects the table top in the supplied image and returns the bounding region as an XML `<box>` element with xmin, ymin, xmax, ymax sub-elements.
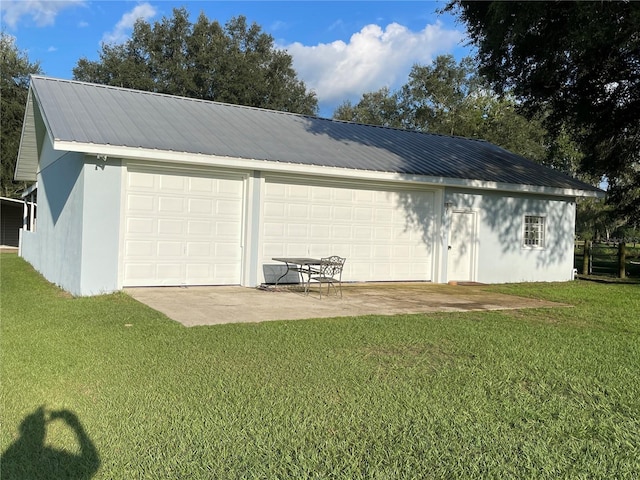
<box><xmin>272</xmin><ymin>257</ymin><xmax>323</xmax><ymax>265</ymax></box>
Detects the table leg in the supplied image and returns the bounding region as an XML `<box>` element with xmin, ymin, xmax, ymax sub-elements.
<box><xmin>274</xmin><ymin>262</ymin><xmax>292</xmax><ymax>287</ymax></box>
<box><xmin>303</xmin><ymin>266</ymin><xmax>311</xmax><ymax>295</ymax></box>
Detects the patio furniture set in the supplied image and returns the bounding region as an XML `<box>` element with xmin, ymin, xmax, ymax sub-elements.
<box><xmin>272</xmin><ymin>256</ymin><xmax>346</xmax><ymax>299</ymax></box>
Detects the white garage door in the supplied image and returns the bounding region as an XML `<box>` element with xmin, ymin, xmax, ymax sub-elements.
<box><xmin>262</xmin><ymin>179</ymin><xmax>436</xmax><ymax>282</ymax></box>
<box><xmin>122</xmin><ymin>167</ymin><xmax>244</xmax><ymax>286</ymax></box>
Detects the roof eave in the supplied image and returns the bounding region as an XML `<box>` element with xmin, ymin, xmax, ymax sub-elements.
<box><xmin>54</xmin><ymin>140</ymin><xmax>605</xmax><ymax>199</ymax></box>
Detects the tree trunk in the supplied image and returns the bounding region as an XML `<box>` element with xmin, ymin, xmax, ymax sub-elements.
<box><xmin>582</xmin><ymin>241</ymin><xmax>591</xmax><ymax>275</ymax></box>
<box><xmin>618</xmin><ymin>242</ymin><xmax>626</xmax><ymax>279</ymax></box>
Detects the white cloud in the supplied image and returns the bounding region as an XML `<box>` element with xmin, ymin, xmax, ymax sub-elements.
<box><xmin>101</xmin><ymin>3</ymin><xmax>157</xmax><ymax>45</ymax></box>
<box><xmin>0</xmin><ymin>0</ymin><xmax>84</xmax><ymax>28</ymax></box>
<box><xmin>283</xmin><ymin>21</ymin><xmax>465</xmax><ymax>111</ymax></box>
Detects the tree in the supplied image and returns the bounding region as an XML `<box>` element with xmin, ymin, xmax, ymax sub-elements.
<box><xmin>333</xmin><ymin>87</ymin><xmax>403</xmax><ymax>128</ymax></box>
<box><xmin>1</xmin><ymin>32</ymin><xmax>42</xmax><ymax>197</ymax></box>
<box><xmin>73</xmin><ymin>9</ymin><xmax>318</xmax><ymax>115</ymax></box>
<box><xmin>334</xmin><ymin>55</ymin><xmax>548</xmax><ymax>164</ymax></box>
<box><xmin>446</xmin><ymin>1</ymin><xmax>640</xmax><ymax>226</ymax></box>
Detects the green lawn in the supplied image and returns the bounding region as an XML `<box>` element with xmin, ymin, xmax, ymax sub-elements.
<box><xmin>1</xmin><ymin>254</ymin><xmax>639</xmax><ymax>479</ymax></box>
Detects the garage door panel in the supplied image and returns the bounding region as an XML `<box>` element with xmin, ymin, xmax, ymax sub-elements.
<box><xmin>286</xmin><ymin>204</ymin><xmax>308</xmax><ymax>218</ymax></box>
<box><xmin>189</xmin><ymin>177</ymin><xmax>214</xmax><ymax>192</ymax></box>
<box><xmin>159</xmin><ymin>175</ymin><xmax>184</xmax><ymax>190</ymax></box>
<box><xmin>188</xmin><ymin>221</ymin><xmax>212</xmax><ymax>235</ymax></box>
<box><xmin>351</xmin><ymin>244</ymin><xmax>373</xmax><ymax>258</ymax></box>
<box><xmin>353</xmin><ymin>227</ymin><xmax>373</xmax><ymax>239</ymax></box>
<box><xmin>289</xmin><ymin>185</ymin><xmax>310</xmax><ymax>198</ymax></box>
<box><xmin>127</xmin><ymin>217</ymin><xmax>153</xmax><ymax>234</ymax></box>
<box><xmin>186</xmin><ymin>264</ymin><xmax>211</xmax><ymax>278</ymax></box>
<box><xmin>288</xmin><ymin>224</ymin><xmax>309</xmax><ymax>237</ymax></box>
<box><xmin>189</xmin><ymin>198</ymin><xmax>213</xmax><ymax>214</ymax></box>
<box><xmin>214</xmin><ymin>242</ymin><xmax>240</xmax><ymax>256</ymax></box>
<box><xmin>125</xmin><ymin>240</ymin><xmax>153</xmax><ymax>256</ymax></box>
<box><xmin>123</xmin><ymin>167</ymin><xmax>243</xmax><ymax>287</ymax></box>
<box><xmin>218</xmin><ymin>180</ymin><xmax>242</xmax><ymax>195</ymax></box>
<box><xmin>216</xmin><ymin>199</ymin><xmax>241</xmax><ymax>214</ymax></box>
<box><xmin>375</xmin><ymin>209</ymin><xmax>394</xmax><ymax>222</ymax></box>
<box><xmin>332</xmin><ymin>226</ymin><xmax>351</xmax><ymax>239</ymax></box>
<box><xmin>310</xmin><ymin>225</ymin><xmax>330</xmax><ymax>239</ymax></box>
<box><xmin>128</xmin><ymin>171</ymin><xmax>154</xmax><ymax>189</ymax></box>
<box><xmin>157</xmin><ymin>241</ymin><xmax>182</xmax><ymax>256</ymax></box>
<box><xmin>262</xmin><ymin>180</ymin><xmax>435</xmax><ymax>283</ymax></box>
<box><xmin>157</xmin><ymin>264</ymin><xmax>182</xmax><ymax>279</ymax></box>
<box><xmin>312</xmin><ymin>189</ymin><xmax>331</xmax><ymax>200</ymax></box>
<box><xmin>186</xmin><ymin>242</ymin><xmax>211</xmax><ymax>256</ymax></box>
<box><xmin>354</xmin><ymin>207</ymin><xmax>373</xmax><ymax>221</ymax></box>
<box><xmin>124</xmin><ymin>264</ymin><xmax>154</xmax><ymax>280</ymax></box>
<box><xmin>311</xmin><ymin>206</ymin><xmax>331</xmax><ymax>219</ymax></box>
<box><xmin>264</xmin><ymin>223</ymin><xmax>285</xmax><ymax>237</ymax></box>
<box><xmin>128</xmin><ymin>194</ymin><xmax>154</xmax><ymax>211</ymax></box>
<box><xmin>159</xmin><ymin>197</ymin><xmax>184</xmax><ymax>213</ymax></box>
<box><xmin>214</xmin><ymin>264</ymin><xmax>240</xmax><ymax>282</ymax></box>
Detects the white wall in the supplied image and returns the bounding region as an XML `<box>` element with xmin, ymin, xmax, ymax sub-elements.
<box><xmin>19</xmin><ymin>136</ymin><xmax>122</xmax><ymax>295</ymax></box>
<box><xmin>443</xmin><ymin>188</ymin><xmax>576</xmax><ymax>283</ymax></box>
<box><xmin>21</xmin><ymin>139</ymin><xmax>85</xmax><ymax>294</ymax></box>
<box><xmin>79</xmin><ymin>156</ymin><xmax>122</xmax><ymax>294</ymax></box>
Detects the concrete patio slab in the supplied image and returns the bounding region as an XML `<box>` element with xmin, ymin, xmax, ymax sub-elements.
<box><xmin>125</xmin><ymin>282</ymin><xmax>566</xmax><ymax>327</ymax></box>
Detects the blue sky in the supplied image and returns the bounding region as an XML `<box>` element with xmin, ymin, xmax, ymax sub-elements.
<box><xmin>1</xmin><ymin>1</ymin><xmax>472</xmax><ymax>117</ymax></box>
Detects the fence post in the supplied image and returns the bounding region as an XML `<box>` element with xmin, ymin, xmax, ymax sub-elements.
<box><xmin>618</xmin><ymin>241</ymin><xmax>626</xmax><ymax>279</ymax></box>
<box><xmin>582</xmin><ymin>240</ymin><xmax>591</xmax><ymax>275</ymax></box>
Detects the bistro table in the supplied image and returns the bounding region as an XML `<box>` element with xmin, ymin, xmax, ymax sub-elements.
<box><xmin>272</xmin><ymin>257</ymin><xmax>323</xmax><ymax>294</ymax></box>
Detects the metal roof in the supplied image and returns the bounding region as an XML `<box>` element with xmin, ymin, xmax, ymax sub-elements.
<box><xmin>17</xmin><ymin>76</ymin><xmax>601</xmax><ymax>195</ymax></box>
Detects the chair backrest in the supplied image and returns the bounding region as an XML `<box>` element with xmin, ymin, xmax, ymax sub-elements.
<box><xmin>320</xmin><ymin>256</ymin><xmax>345</xmax><ymax>278</ymax></box>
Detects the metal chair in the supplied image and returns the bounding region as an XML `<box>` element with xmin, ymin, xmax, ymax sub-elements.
<box><xmin>310</xmin><ymin>256</ymin><xmax>346</xmax><ymax>299</ymax></box>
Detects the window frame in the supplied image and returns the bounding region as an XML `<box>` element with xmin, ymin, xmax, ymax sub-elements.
<box><xmin>522</xmin><ymin>214</ymin><xmax>546</xmax><ymax>249</ymax></box>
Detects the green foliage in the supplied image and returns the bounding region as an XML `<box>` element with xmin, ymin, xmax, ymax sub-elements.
<box><xmin>399</xmin><ymin>55</ymin><xmax>483</xmax><ymax>137</ymax></box>
<box><xmin>0</xmin><ymin>32</ymin><xmax>42</xmax><ymax>198</ymax></box>
<box><xmin>576</xmin><ymin>198</ymin><xmax>615</xmax><ymax>241</ymax></box>
<box><xmin>333</xmin><ymin>87</ymin><xmax>403</xmax><ymax>128</ymax></box>
<box><xmin>73</xmin><ymin>8</ymin><xmax>318</xmax><ymax>115</ymax></box>
<box><xmin>2</xmin><ymin>254</ymin><xmax>639</xmax><ymax>478</ymax></box>
<box><xmin>334</xmin><ymin>55</ymin><xmax>552</xmax><ymax>164</ymax></box>
<box><xmin>447</xmin><ymin>1</ymin><xmax>640</xmax><ymax>225</ymax></box>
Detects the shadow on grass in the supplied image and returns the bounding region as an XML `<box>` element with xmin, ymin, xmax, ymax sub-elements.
<box><xmin>1</xmin><ymin>407</ymin><xmax>100</xmax><ymax>479</ymax></box>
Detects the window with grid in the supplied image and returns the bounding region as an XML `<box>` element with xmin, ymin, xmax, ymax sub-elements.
<box><xmin>523</xmin><ymin>215</ymin><xmax>545</xmax><ymax>248</ymax></box>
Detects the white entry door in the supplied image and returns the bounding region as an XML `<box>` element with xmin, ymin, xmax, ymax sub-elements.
<box><xmin>447</xmin><ymin>210</ymin><xmax>476</xmax><ymax>282</ymax></box>
<box><xmin>122</xmin><ymin>166</ymin><xmax>244</xmax><ymax>286</ymax></box>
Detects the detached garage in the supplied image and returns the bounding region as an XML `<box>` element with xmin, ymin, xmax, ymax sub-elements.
<box><xmin>15</xmin><ymin>76</ymin><xmax>602</xmax><ymax>296</ymax></box>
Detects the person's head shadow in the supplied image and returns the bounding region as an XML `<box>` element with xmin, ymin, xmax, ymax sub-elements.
<box><xmin>1</xmin><ymin>406</ymin><xmax>100</xmax><ymax>479</ymax></box>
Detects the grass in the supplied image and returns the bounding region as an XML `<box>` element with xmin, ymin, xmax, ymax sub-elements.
<box><xmin>1</xmin><ymin>253</ymin><xmax>639</xmax><ymax>479</ymax></box>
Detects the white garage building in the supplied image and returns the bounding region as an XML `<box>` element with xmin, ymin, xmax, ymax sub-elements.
<box><xmin>15</xmin><ymin>77</ymin><xmax>602</xmax><ymax>296</ymax></box>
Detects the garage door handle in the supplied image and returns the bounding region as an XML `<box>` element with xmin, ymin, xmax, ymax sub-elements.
<box><xmin>448</xmin><ymin>246</ymin><xmax>452</xmax><ymax>250</ymax></box>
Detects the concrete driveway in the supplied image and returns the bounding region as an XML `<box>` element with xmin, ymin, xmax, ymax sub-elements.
<box><xmin>125</xmin><ymin>282</ymin><xmax>565</xmax><ymax>327</ymax></box>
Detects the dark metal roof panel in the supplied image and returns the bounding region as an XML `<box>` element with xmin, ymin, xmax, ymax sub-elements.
<box><xmin>30</xmin><ymin>76</ymin><xmax>600</xmax><ymax>192</ymax></box>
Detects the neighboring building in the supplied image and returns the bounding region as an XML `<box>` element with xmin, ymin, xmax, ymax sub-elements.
<box><xmin>0</xmin><ymin>197</ymin><xmax>24</xmax><ymax>248</ymax></box>
<box><xmin>14</xmin><ymin>76</ymin><xmax>603</xmax><ymax>296</ymax></box>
